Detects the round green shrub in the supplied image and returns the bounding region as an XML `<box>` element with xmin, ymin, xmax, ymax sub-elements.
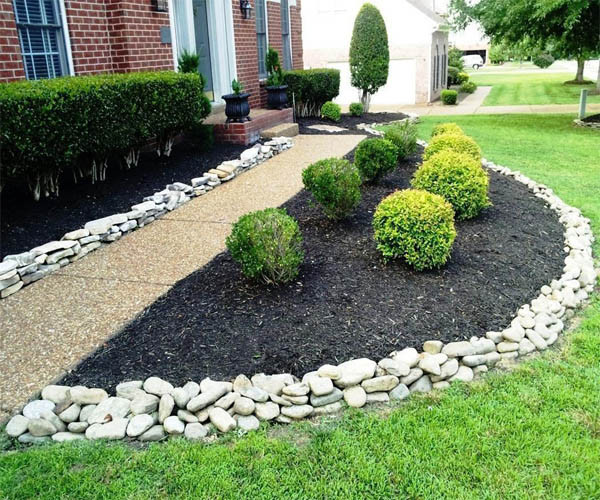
<box><xmin>383</xmin><ymin>121</ymin><xmax>417</xmax><ymax>160</ymax></box>
<box><xmin>354</xmin><ymin>138</ymin><xmax>398</xmax><ymax>182</ymax></box>
<box><xmin>411</xmin><ymin>150</ymin><xmax>490</xmax><ymax>220</ymax></box>
<box><xmin>441</xmin><ymin>90</ymin><xmax>458</xmax><ymax>105</ymax></box>
<box><xmin>302</xmin><ymin>158</ymin><xmax>362</xmax><ymax>219</ymax></box>
<box><xmin>349</xmin><ymin>102</ymin><xmax>364</xmax><ymax>116</ymax></box>
<box><xmin>431</xmin><ymin>123</ymin><xmax>464</xmax><ymax>137</ymax></box>
<box><xmin>447</xmin><ymin>66</ymin><xmax>460</xmax><ymax>86</ymax></box>
<box><xmin>321</xmin><ymin>101</ymin><xmax>342</xmax><ymax>122</ymax></box>
<box><xmin>532</xmin><ymin>52</ymin><xmax>554</xmax><ymax>69</ymax></box>
<box><xmin>373</xmin><ymin>189</ymin><xmax>456</xmax><ymax>270</ymax></box>
<box><xmin>460</xmin><ymin>81</ymin><xmax>477</xmax><ymax>94</ymax></box>
<box><xmin>226</xmin><ymin>208</ymin><xmax>304</xmax><ymax>284</ymax></box>
<box><xmin>423</xmin><ymin>133</ymin><xmax>482</xmax><ymax>162</ymax></box>
<box><xmin>457</xmin><ymin>72</ymin><xmax>470</xmax><ymax>84</ymax></box>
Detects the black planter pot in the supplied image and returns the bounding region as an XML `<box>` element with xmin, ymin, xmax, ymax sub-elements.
<box><xmin>222</xmin><ymin>93</ymin><xmax>251</xmax><ymax>123</ymax></box>
<box><xmin>266</xmin><ymin>85</ymin><xmax>289</xmax><ymax>110</ymax></box>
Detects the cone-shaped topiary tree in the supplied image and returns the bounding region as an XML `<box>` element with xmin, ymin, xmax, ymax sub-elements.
<box><xmin>349</xmin><ymin>3</ymin><xmax>390</xmax><ymax>112</ymax></box>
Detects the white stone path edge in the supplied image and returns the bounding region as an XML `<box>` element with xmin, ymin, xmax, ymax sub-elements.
<box><xmin>0</xmin><ymin>137</ymin><xmax>294</xmax><ymax>300</ymax></box>
<box><xmin>5</xmin><ymin>138</ymin><xmax>598</xmax><ymax>444</ymax></box>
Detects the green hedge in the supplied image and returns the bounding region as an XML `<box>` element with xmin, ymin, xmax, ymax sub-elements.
<box><xmin>283</xmin><ymin>69</ymin><xmax>340</xmax><ymax>117</ymax></box>
<box><xmin>0</xmin><ymin>71</ymin><xmax>210</xmax><ymax>199</ymax></box>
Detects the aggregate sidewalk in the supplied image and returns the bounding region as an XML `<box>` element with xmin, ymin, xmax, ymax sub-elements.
<box><xmin>0</xmin><ymin>134</ymin><xmax>364</xmax><ymax>421</ymax></box>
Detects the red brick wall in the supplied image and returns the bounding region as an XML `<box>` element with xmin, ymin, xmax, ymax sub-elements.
<box><xmin>290</xmin><ymin>0</ymin><xmax>302</xmax><ymax>70</ymax></box>
<box><xmin>266</xmin><ymin>1</ymin><xmax>282</xmax><ymax>59</ymax></box>
<box><xmin>0</xmin><ymin>0</ymin><xmax>25</xmax><ymax>81</ymax></box>
<box><xmin>232</xmin><ymin>0</ymin><xmax>262</xmax><ymax>108</ymax></box>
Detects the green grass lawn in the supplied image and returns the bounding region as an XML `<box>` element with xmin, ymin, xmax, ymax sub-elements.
<box><xmin>469</xmin><ymin>73</ymin><xmax>600</xmax><ymax>106</ymax></box>
<box><xmin>1</xmin><ymin>115</ymin><xmax>599</xmax><ymax>499</ymax></box>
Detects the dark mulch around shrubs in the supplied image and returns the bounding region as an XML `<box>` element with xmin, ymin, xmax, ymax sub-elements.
<box><xmin>581</xmin><ymin>113</ymin><xmax>600</xmax><ymax>123</ymax></box>
<box><xmin>0</xmin><ymin>142</ymin><xmax>245</xmax><ymax>258</ymax></box>
<box><xmin>298</xmin><ymin>112</ymin><xmax>408</xmax><ymax>135</ymax></box>
<box><xmin>61</xmin><ymin>146</ymin><xmax>565</xmax><ymax>390</ymax></box>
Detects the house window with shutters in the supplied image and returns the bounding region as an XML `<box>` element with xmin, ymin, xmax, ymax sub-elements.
<box><xmin>255</xmin><ymin>0</ymin><xmax>268</xmax><ymax>79</ymax></box>
<box><xmin>13</xmin><ymin>0</ymin><xmax>69</xmax><ymax>80</ymax></box>
<box><xmin>281</xmin><ymin>0</ymin><xmax>292</xmax><ymax>70</ymax></box>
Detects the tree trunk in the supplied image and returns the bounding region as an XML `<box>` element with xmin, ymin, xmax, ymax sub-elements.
<box><xmin>361</xmin><ymin>89</ymin><xmax>371</xmax><ymax>113</ymax></box>
<box><xmin>575</xmin><ymin>58</ymin><xmax>586</xmax><ymax>83</ymax></box>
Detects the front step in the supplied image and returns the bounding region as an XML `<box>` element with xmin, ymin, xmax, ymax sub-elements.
<box><xmin>262</xmin><ymin>122</ymin><xmax>299</xmax><ymax>139</ymax></box>
<box><xmin>211</xmin><ymin>108</ymin><xmax>294</xmax><ymax>145</ymax></box>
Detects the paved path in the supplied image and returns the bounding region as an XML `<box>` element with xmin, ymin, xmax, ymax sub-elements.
<box><xmin>0</xmin><ymin>134</ymin><xmax>364</xmax><ymax>421</ymax></box>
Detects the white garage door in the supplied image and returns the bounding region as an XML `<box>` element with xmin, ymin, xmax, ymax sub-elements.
<box><xmin>328</xmin><ymin>58</ymin><xmax>417</xmax><ymax>106</ymax></box>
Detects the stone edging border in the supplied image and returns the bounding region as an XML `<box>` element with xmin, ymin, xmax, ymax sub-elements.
<box><xmin>0</xmin><ymin>137</ymin><xmax>294</xmax><ymax>300</ymax></box>
<box><xmin>573</xmin><ymin>118</ymin><xmax>600</xmax><ymax>130</ymax></box>
<box><xmin>356</xmin><ymin>113</ymin><xmax>420</xmax><ymax>136</ymax></box>
<box><xmin>4</xmin><ymin>137</ymin><xmax>597</xmax><ymax>444</ymax></box>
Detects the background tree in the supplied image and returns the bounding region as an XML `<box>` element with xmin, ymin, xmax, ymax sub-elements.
<box><xmin>450</xmin><ymin>0</ymin><xmax>600</xmax><ymax>85</ymax></box>
<box><xmin>349</xmin><ymin>3</ymin><xmax>390</xmax><ymax>111</ymax></box>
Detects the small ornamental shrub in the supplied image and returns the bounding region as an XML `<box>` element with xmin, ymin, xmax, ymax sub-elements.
<box><xmin>441</xmin><ymin>90</ymin><xmax>458</xmax><ymax>105</ymax></box>
<box><xmin>283</xmin><ymin>68</ymin><xmax>340</xmax><ymax>117</ymax></box>
<box><xmin>411</xmin><ymin>150</ymin><xmax>490</xmax><ymax>220</ymax></box>
<box><xmin>460</xmin><ymin>81</ymin><xmax>477</xmax><ymax>94</ymax></box>
<box><xmin>532</xmin><ymin>52</ymin><xmax>555</xmax><ymax>69</ymax></box>
<box><xmin>266</xmin><ymin>46</ymin><xmax>284</xmax><ymax>86</ymax></box>
<box><xmin>447</xmin><ymin>66</ymin><xmax>460</xmax><ymax>86</ymax></box>
<box><xmin>457</xmin><ymin>72</ymin><xmax>470</xmax><ymax>84</ymax></box>
<box><xmin>431</xmin><ymin>122</ymin><xmax>464</xmax><ymax>137</ymax></box>
<box><xmin>448</xmin><ymin>47</ymin><xmax>464</xmax><ymax>71</ymax></box>
<box><xmin>349</xmin><ymin>102</ymin><xmax>364</xmax><ymax>116</ymax></box>
<box><xmin>373</xmin><ymin>189</ymin><xmax>456</xmax><ymax>270</ymax></box>
<box><xmin>302</xmin><ymin>158</ymin><xmax>362</xmax><ymax>219</ymax></box>
<box><xmin>423</xmin><ymin>133</ymin><xmax>482</xmax><ymax>162</ymax></box>
<box><xmin>383</xmin><ymin>121</ymin><xmax>417</xmax><ymax>160</ymax></box>
<box><xmin>226</xmin><ymin>208</ymin><xmax>304</xmax><ymax>284</ymax></box>
<box><xmin>177</xmin><ymin>49</ymin><xmax>200</xmax><ymax>74</ymax></box>
<box><xmin>321</xmin><ymin>101</ymin><xmax>342</xmax><ymax>122</ymax></box>
<box><xmin>354</xmin><ymin>138</ymin><xmax>399</xmax><ymax>182</ymax></box>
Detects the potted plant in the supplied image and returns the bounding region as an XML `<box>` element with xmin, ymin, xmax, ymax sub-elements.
<box><xmin>265</xmin><ymin>47</ymin><xmax>288</xmax><ymax>110</ymax></box>
<box><xmin>222</xmin><ymin>79</ymin><xmax>251</xmax><ymax>123</ymax></box>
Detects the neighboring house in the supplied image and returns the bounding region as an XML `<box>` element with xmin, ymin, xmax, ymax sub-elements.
<box><xmin>450</xmin><ymin>23</ymin><xmax>490</xmax><ymax>64</ymax></box>
<box><xmin>302</xmin><ymin>0</ymin><xmax>449</xmax><ymax>105</ymax></box>
<box><xmin>0</xmin><ymin>0</ymin><xmax>303</xmax><ymax>108</ymax></box>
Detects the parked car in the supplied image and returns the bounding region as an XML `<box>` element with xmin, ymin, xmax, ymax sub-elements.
<box><xmin>461</xmin><ymin>54</ymin><xmax>485</xmax><ymax>69</ymax></box>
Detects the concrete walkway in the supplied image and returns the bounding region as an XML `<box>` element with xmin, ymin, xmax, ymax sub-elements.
<box><xmin>0</xmin><ymin>134</ymin><xmax>364</xmax><ymax>421</ymax></box>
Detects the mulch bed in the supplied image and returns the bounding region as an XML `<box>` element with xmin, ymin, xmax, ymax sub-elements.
<box><xmin>582</xmin><ymin>113</ymin><xmax>600</xmax><ymax>123</ymax></box>
<box><xmin>61</xmin><ymin>146</ymin><xmax>565</xmax><ymax>391</ymax></box>
<box><xmin>297</xmin><ymin>112</ymin><xmax>408</xmax><ymax>135</ymax></box>
<box><xmin>0</xmin><ymin>142</ymin><xmax>246</xmax><ymax>258</ymax></box>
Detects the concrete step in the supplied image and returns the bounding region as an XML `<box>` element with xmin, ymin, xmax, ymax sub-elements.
<box><xmin>262</xmin><ymin>122</ymin><xmax>299</xmax><ymax>139</ymax></box>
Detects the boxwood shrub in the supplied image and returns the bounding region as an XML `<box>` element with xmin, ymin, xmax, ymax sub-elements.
<box><xmin>373</xmin><ymin>189</ymin><xmax>456</xmax><ymax>270</ymax></box>
<box><xmin>302</xmin><ymin>158</ymin><xmax>362</xmax><ymax>220</ymax></box>
<box><xmin>349</xmin><ymin>102</ymin><xmax>364</xmax><ymax>116</ymax></box>
<box><xmin>226</xmin><ymin>208</ymin><xmax>304</xmax><ymax>284</ymax></box>
<box><xmin>321</xmin><ymin>101</ymin><xmax>342</xmax><ymax>122</ymax></box>
<box><xmin>411</xmin><ymin>150</ymin><xmax>490</xmax><ymax>220</ymax></box>
<box><xmin>460</xmin><ymin>81</ymin><xmax>477</xmax><ymax>94</ymax></box>
<box><xmin>383</xmin><ymin>121</ymin><xmax>417</xmax><ymax>160</ymax></box>
<box><xmin>423</xmin><ymin>133</ymin><xmax>482</xmax><ymax>162</ymax></box>
<box><xmin>447</xmin><ymin>66</ymin><xmax>460</xmax><ymax>86</ymax></box>
<box><xmin>431</xmin><ymin>123</ymin><xmax>464</xmax><ymax>137</ymax></box>
<box><xmin>441</xmin><ymin>89</ymin><xmax>458</xmax><ymax>105</ymax></box>
<box><xmin>354</xmin><ymin>138</ymin><xmax>398</xmax><ymax>183</ymax></box>
<box><xmin>0</xmin><ymin>71</ymin><xmax>210</xmax><ymax>199</ymax></box>
<box><xmin>283</xmin><ymin>68</ymin><xmax>340</xmax><ymax>117</ymax></box>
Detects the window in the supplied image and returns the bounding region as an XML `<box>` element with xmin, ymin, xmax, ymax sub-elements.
<box><xmin>13</xmin><ymin>0</ymin><xmax>69</xmax><ymax>80</ymax></box>
<box><xmin>281</xmin><ymin>0</ymin><xmax>292</xmax><ymax>70</ymax></box>
<box><xmin>255</xmin><ymin>0</ymin><xmax>267</xmax><ymax>79</ymax></box>
<box><xmin>442</xmin><ymin>45</ymin><xmax>447</xmax><ymax>87</ymax></box>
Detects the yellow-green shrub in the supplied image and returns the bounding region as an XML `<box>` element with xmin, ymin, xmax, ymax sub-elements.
<box><xmin>431</xmin><ymin>123</ymin><xmax>464</xmax><ymax>137</ymax></box>
<box><xmin>423</xmin><ymin>133</ymin><xmax>482</xmax><ymax>162</ymax></box>
<box><xmin>411</xmin><ymin>150</ymin><xmax>490</xmax><ymax>220</ymax></box>
<box><xmin>373</xmin><ymin>189</ymin><xmax>456</xmax><ymax>270</ymax></box>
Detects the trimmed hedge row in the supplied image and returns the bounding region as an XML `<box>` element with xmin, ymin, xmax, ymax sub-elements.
<box><xmin>283</xmin><ymin>69</ymin><xmax>340</xmax><ymax>117</ymax></box>
<box><xmin>0</xmin><ymin>71</ymin><xmax>210</xmax><ymax>199</ymax></box>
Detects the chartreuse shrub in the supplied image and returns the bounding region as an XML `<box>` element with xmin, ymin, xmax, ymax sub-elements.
<box><xmin>373</xmin><ymin>189</ymin><xmax>456</xmax><ymax>270</ymax></box>
<box><xmin>460</xmin><ymin>81</ymin><xmax>477</xmax><ymax>94</ymax></box>
<box><xmin>283</xmin><ymin>68</ymin><xmax>340</xmax><ymax>117</ymax></box>
<box><xmin>431</xmin><ymin>122</ymin><xmax>464</xmax><ymax>137</ymax></box>
<box><xmin>349</xmin><ymin>102</ymin><xmax>364</xmax><ymax>116</ymax></box>
<box><xmin>302</xmin><ymin>158</ymin><xmax>362</xmax><ymax>220</ymax></box>
<box><xmin>423</xmin><ymin>133</ymin><xmax>482</xmax><ymax>162</ymax></box>
<box><xmin>441</xmin><ymin>89</ymin><xmax>458</xmax><ymax>105</ymax></box>
<box><xmin>0</xmin><ymin>71</ymin><xmax>210</xmax><ymax>199</ymax></box>
<box><xmin>226</xmin><ymin>208</ymin><xmax>304</xmax><ymax>284</ymax></box>
<box><xmin>354</xmin><ymin>138</ymin><xmax>398</xmax><ymax>183</ymax></box>
<box><xmin>457</xmin><ymin>72</ymin><xmax>470</xmax><ymax>84</ymax></box>
<box><xmin>411</xmin><ymin>150</ymin><xmax>490</xmax><ymax>220</ymax></box>
<box><xmin>321</xmin><ymin>101</ymin><xmax>342</xmax><ymax>122</ymax></box>
<box><xmin>383</xmin><ymin>121</ymin><xmax>417</xmax><ymax>160</ymax></box>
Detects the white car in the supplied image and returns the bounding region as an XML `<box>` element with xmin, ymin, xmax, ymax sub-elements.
<box><xmin>461</xmin><ymin>54</ymin><xmax>485</xmax><ymax>69</ymax></box>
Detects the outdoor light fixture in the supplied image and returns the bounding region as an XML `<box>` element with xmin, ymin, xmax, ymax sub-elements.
<box><xmin>240</xmin><ymin>0</ymin><xmax>253</xmax><ymax>19</ymax></box>
<box><xmin>154</xmin><ymin>0</ymin><xmax>168</xmax><ymax>12</ymax></box>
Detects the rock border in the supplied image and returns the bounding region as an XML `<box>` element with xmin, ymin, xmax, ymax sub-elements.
<box><xmin>573</xmin><ymin>118</ymin><xmax>600</xmax><ymax>130</ymax></box>
<box><xmin>356</xmin><ymin>113</ymin><xmax>420</xmax><ymax>136</ymax></box>
<box><xmin>0</xmin><ymin>137</ymin><xmax>294</xmax><ymax>301</ymax></box>
<box><xmin>4</xmin><ymin>140</ymin><xmax>598</xmax><ymax>446</ymax></box>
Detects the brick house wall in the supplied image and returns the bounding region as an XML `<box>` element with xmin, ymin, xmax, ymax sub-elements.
<box><xmin>0</xmin><ymin>1</ymin><xmax>25</xmax><ymax>80</ymax></box>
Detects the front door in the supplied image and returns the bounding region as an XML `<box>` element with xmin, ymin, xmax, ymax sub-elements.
<box><xmin>193</xmin><ymin>0</ymin><xmax>214</xmax><ymax>100</ymax></box>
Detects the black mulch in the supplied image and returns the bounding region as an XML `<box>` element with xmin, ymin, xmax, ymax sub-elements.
<box><xmin>297</xmin><ymin>112</ymin><xmax>408</xmax><ymax>135</ymax></box>
<box><xmin>60</xmin><ymin>146</ymin><xmax>565</xmax><ymax>391</ymax></box>
<box><xmin>582</xmin><ymin>113</ymin><xmax>600</xmax><ymax>123</ymax></box>
<box><xmin>0</xmin><ymin>143</ymin><xmax>246</xmax><ymax>258</ymax></box>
